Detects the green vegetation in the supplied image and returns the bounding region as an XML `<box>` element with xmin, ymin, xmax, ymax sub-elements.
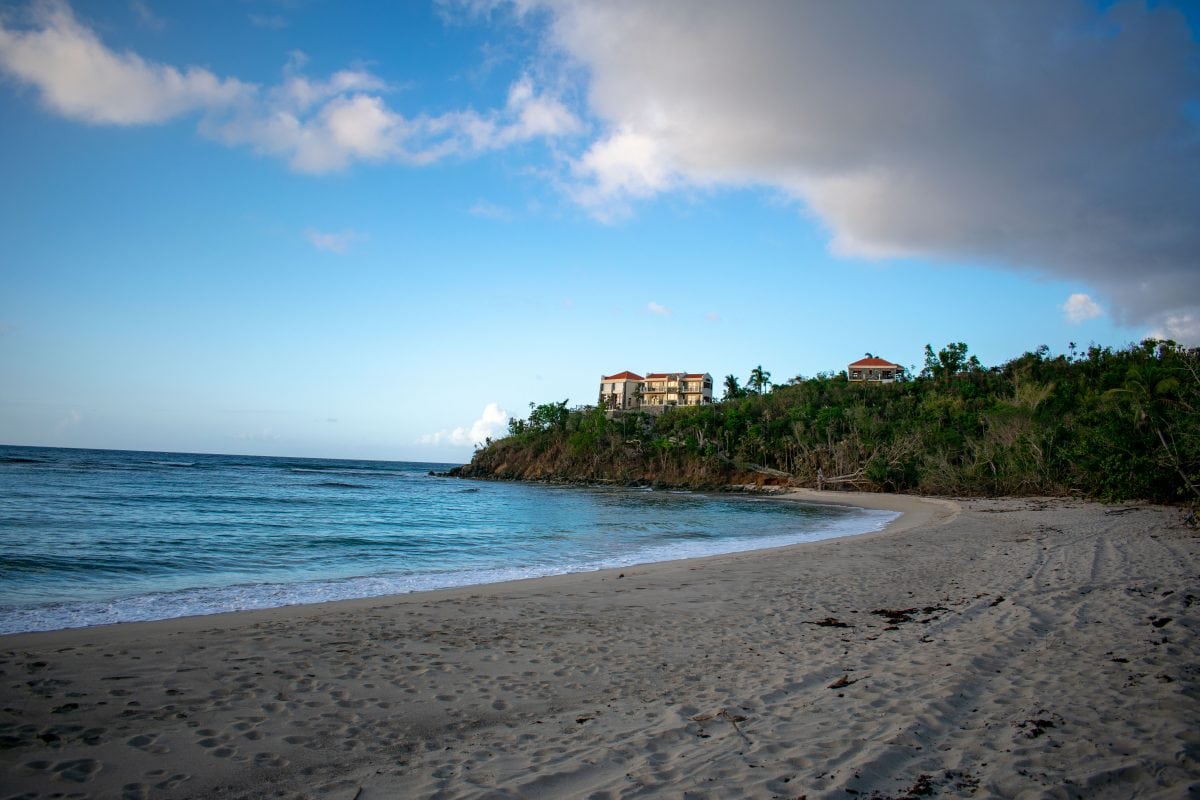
<box><xmin>455</xmin><ymin>340</ymin><xmax>1200</xmax><ymax>504</ymax></box>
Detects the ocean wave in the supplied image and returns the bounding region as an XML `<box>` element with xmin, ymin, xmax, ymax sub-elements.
<box><xmin>0</xmin><ymin>446</ymin><xmax>899</xmax><ymax>635</ymax></box>
<box><xmin>284</xmin><ymin>464</ymin><xmax>408</xmax><ymax>476</ymax></box>
<box><xmin>0</xmin><ymin>511</ymin><xmax>899</xmax><ymax>635</ymax></box>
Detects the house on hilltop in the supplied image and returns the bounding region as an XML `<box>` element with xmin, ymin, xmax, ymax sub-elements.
<box><xmin>848</xmin><ymin>356</ymin><xmax>904</xmax><ymax>383</ymax></box>
<box><xmin>599</xmin><ymin>371</ymin><xmax>713</xmax><ymax>412</ymax></box>
<box><xmin>599</xmin><ymin>371</ymin><xmax>645</xmax><ymax>411</ymax></box>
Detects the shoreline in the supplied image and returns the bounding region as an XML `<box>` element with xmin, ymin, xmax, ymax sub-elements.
<box><xmin>2</xmin><ymin>496</ymin><xmax>1196</xmax><ymax>799</ymax></box>
<box><xmin>776</xmin><ymin>487</ymin><xmax>960</xmax><ymax>534</ymax></box>
<box><xmin>0</xmin><ymin>488</ymin><xmax>931</xmax><ymax>640</ymax></box>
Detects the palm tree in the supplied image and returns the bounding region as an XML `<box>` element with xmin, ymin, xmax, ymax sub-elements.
<box><xmin>748</xmin><ymin>365</ymin><xmax>771</xmax><ymax>395</ymax></box>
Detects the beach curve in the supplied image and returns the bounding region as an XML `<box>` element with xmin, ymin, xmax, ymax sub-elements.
<box><xmin>1</xmin><ymin>495</ymin><xmax>1196</xmax><ymax>799</ymax></box>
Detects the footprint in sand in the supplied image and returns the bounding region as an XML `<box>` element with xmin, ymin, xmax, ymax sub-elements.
<box><xmin>153</xmin><ymin>773</ymin><xmax>191</xmax><ymax>790</ymax></box>
<box><xmin>53</xmin><ymin>757</ymin><xmax>102</xmax><ymax>782</ymax></box>
<box><xmin>194</xmin><ymin>729</ymin><xmax>239</xmax><ymax>758</ymax></box>
<box><xmin>126</xmin><ymin>733</ymin><xmax>170</xmax><ymax>754</ymax></box>
<box><xmin>254</xmin><ymin>751</ymin><xmax>289</xmax><ymax>768</ymax></box>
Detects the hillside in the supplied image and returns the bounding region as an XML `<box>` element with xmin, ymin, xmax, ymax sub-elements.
<box><xmin>451</xmin><ymin>341</ymin><xmax>1200</xmax><ymax>503</ymax></box>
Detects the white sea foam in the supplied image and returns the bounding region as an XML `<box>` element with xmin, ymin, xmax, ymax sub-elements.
<box><xmin>0</xmin><ymin>506</ymin><xmax>896</xmax><ymax>634</ymax></box>
<box><xmin>2</xmin><ymin>446</ymin><xmax>903</xmax><ymax>635</ymax></box>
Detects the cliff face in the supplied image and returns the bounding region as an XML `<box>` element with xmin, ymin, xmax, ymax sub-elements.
<box><xmin>449</xmin><ymin>437</ymin><xmax>786</xmax><ymax>490</ymax></box>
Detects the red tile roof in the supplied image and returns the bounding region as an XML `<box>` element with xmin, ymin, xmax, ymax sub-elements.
<box><xmin>602</xmin><ymin>371</ymin><xmax>644</xmax><ymax>381</ymax></box>
<box><xmin>848</xmin><ymin>357</ymin><xmax>902</xmax><ymax>368</ymax></box>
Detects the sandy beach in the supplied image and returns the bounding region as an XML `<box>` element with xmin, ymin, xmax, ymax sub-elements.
<box><xmin>2</xmin><ymin>493</ymin><xmax>1197</xmax><ymax>799</ymax></box>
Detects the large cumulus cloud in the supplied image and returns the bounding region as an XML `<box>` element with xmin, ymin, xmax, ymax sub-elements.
<box><xmin>534</xmin><ymin>0</ymin><xmax>1200</xmax><ymax>339</ymax></box>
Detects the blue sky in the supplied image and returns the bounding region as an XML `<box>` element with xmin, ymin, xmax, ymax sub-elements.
<box><xmin>1</xmin><ymin>0</ymin><xmax>1198</xmax><ymax>462</ymax></box>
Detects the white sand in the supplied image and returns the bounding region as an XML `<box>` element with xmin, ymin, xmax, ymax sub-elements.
<box><xmin>1</xmin><ymin>494</ymin><xmax>1197</xmax><ymax>799</ymax></box>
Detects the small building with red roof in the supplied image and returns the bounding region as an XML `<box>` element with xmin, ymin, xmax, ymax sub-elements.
<box><xmin>847</xmin><ymin>357</ymin><xmax>904</xmax><ymax>383</ymax></box>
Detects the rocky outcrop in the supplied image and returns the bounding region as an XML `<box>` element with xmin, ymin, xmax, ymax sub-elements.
<box><xmin>448</xmin><ymin>437</ymin><xmax>790</xmax><ymax>490</ymax></box>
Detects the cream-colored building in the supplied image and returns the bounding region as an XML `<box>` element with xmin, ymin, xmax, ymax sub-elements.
<box><xmin>598</xmin><ymin>371</ymin><xmax>646</xmax><ymax>410</ymax></box>
<box><xmin>600</xmin><ymin>371</ymin><xmax>713</xmax><ymax>411</ymax></box>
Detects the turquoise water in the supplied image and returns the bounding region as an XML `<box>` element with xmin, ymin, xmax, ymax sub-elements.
<box><xmin>0</xmin><ymin>446</ymin><xmax>896</xmax><ymax>634</ymax></box>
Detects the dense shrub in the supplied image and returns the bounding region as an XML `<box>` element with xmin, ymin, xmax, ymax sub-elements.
<box><xmin>457</xmin><ymin>341</ymin><xmax>1199</xmax><ymax>503</ymax></box>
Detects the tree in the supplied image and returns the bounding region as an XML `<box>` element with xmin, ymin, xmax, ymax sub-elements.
<box><xmin>528</xmin><ymin>400</ymin><xmax>570</xmax><ymax>432</ymax></box>
<box><xmin>1103</xmin><ymin>340</ymin><xmax>1200</xmax><ymax>500</ymax></box>
<box><xmin>469</xmin><ymin>339</ymin><xmax>1197</xmax><ymax>502</ymax></box>
<box><xmin>748</xmin><ymin>365</ymin><xmax>772</xmax><ymax>395</ymax></box>
<box><xmin>922</xmin><ymin>342</ymin><xmax>981</xmax><ymax>380</ymax></box>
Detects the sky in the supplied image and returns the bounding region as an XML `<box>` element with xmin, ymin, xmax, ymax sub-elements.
<box><xmin>1</xmin><ymin>0</ymin><xmax>1198</xmax><ymax>463</ymax></box>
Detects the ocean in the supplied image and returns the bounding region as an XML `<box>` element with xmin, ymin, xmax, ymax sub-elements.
<box><xmin>0</xmin><ymin>445</ymin><xmax>896</xmax><ymax>634</ymax></box>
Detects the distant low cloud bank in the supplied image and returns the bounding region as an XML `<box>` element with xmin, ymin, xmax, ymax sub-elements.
<box><xmin>420</xmin><ymin>403</ymin><xmax>509</xmax><ymax>448</ymax></box>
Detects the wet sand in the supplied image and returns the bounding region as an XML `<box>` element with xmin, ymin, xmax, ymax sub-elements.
<box><xmin>1</xmin><ymin>493</ymin><xmax>1197</xmax><ymax>799</ymax></box>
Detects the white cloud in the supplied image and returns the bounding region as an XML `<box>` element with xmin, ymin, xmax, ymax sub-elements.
<box><xmin>497</xmin><ymin>74</ymin><xmax>581</xmax><ymax>143</ymax></box>
<box><xmin>420</xmin><ymin>403</ymin><xmax>509</xmax><ymax>447</ymax></box>
<box><xmin>0</xmin><ymin>0</ymin><xmax>250</xmax><ymax>124</ymax></box>
<box><xmin>0</xmin><ymin>2</ymin><xmax>581</xmax><ymax>173</ymax></box>
<box><xmin>469</xmin><ymin>199</ymin><xmax>513</xmax><ymax>220</ymax></box>
<box><xmin>305</xmin><ymin>228</ymin><xmax>361</xmax><ymax>254</ymax></box>
<box><xmin>1062</xmin><ymin>293</ymin><xmax>1102</xmax><ymax>324</ymax></box>
<box><xmin>54</xmin><ymin>408</ymin><xmax>81</xmax><ymax>431</ymax></box>
<box><xmin>647</xmin><ymin>301</ymin><xmax>670</xmax><ymax>316</ymax></box>
<box><xmin>530</xmin><ymin>0</ymin><xmax>1200</xmax><ymax>330</ymax></box>
<box><xmin>248</xmin><ymin>13</ymin><xmax>287</xmax><ymax>30</ymax></box>
<box><xmin>234</xmin><ymin>428</ymin><xmax>280</xmax><ymax>442</ymax></box>
<box><xmin>1147</xmin><ymin>312</ymin><xmax>1200</xmax><ymax>346</ymax></box>
<box><xmin>704</xmin><ymin>311</ymin><xmax>720</xmax><ymax>323</ymax></box>
<box><xmin>129</xmin><ymin>0</ymin><xmax>165</xmax><ymax>32</ymax></box>
<box><xmin>570</xmin><ymin>127</ymin><xmax>674</xmax><ymax>221</ymax></box>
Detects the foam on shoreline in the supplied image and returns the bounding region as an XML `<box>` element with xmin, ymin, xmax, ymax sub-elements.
<box><xmin>1</xmin><ymin>489</ymin><xmax>904</xmax><ymax>635</ymax></box>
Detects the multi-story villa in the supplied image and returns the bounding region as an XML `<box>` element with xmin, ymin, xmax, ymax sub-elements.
<box><xmin>847</xmin><ymin>356</ymin><xmax>904</xmax><ymax>383</ymax></box>
<box><xmin>598</xmin><ymin>371</ymin><xmax>646</xmax><ymax>411</ymax></box>
<box><xmin>599</xmin><ymin>371</ymin><xmax>713</xmax><ymax>411</ymax></box>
